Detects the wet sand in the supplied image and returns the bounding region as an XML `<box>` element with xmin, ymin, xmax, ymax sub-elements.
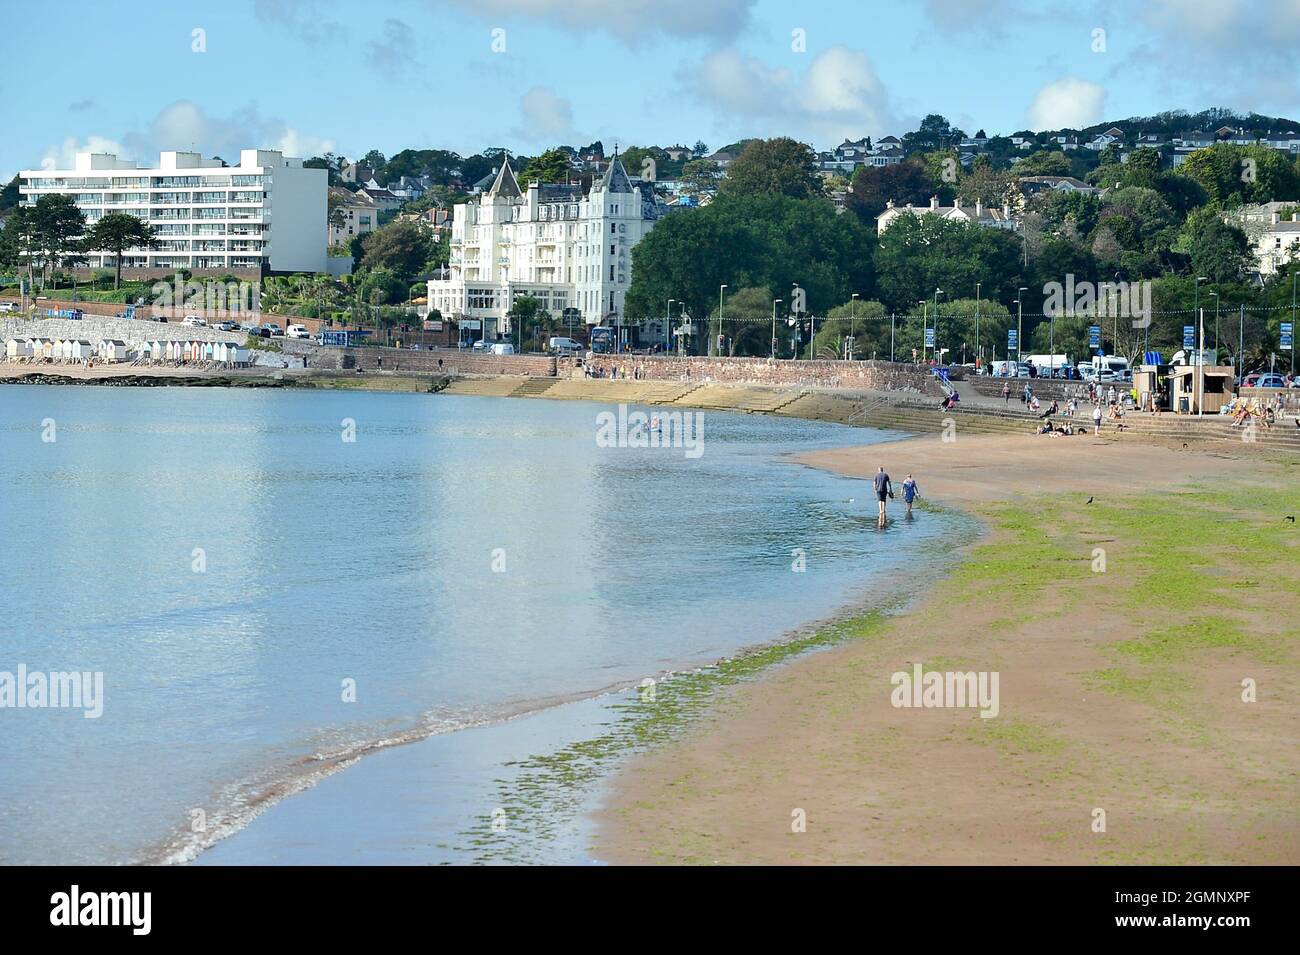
<box><xmin>593</xmin><ymin>432</ymin><xmax>1300</xmax><ymax>864</ymax></box>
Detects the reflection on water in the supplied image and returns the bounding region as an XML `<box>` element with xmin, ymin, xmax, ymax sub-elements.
<box><xmin>0</xmin><ymin>385</ymin><xmax>953</xmax><ymax>864</ymax></box>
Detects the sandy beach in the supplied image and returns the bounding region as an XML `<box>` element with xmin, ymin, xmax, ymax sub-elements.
<box><xmin>593</xmin><ymin>431</ymin><xmax>1300</xmax><ymax>864</ymax></box>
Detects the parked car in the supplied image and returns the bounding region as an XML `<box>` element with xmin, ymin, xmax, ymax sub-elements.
<box><xmin>215</xmin><ymin>320</ymin><xmax>239</xmax><ymax>331</ymax></box>
<box><xmin>262</xmin><ymin>322</ymin><xmax>283</xmax><ymax>336</ymax></box>
<box><xmin>489</xmin><ymin>342</ymin><xmax>515</xmax><ymax>355</ymax></box>
<box><xmin>0</xmin><ymin>302</ymin><xmax>18</xmax><ymax>313</ymax></box>
<box><xmin>548</xmin><ymin>336</ymin><xmax>583</xmax><ymax>355</ymax></box>
<box><xmin>182</xmin><ymin>316</ymin><xmax>208</xmax><ymax>327</ymax></box>
<box><xmin>286</xmin><ymin>324</ymin><xmax>310</xmax><ymax>339</ymax></box>
<box><xmin>1251</xmin><ymin>373</ymin><xmax>1288</xmax><ymax>389</ymax></box>
<box><xmin>472</xmin><ymin>339</ymin><xmax>492</xmax><ymax>352</ymax></box>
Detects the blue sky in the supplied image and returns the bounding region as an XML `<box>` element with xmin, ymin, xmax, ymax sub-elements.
<box><xmin>5</xmin><ymin>0</ymin><xmax>1299</xmax><ymax>180</ymax></box>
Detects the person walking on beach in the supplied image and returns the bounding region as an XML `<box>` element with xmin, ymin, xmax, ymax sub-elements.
<box><xmin>873</xmin><ymin>466</ymin><xmax>893</xmax><ymax>522</ymax></box>
<box><xmin>902</xmin><ymin>473</ymin><xmax>920</xmax><ymax>516</ymax></box>
<box><xmin>1092</xmin><ymin>403</ymin><xmax>1103</xmax><ymax>436</ymax></box>
<box><xmin>1002</xmin><ymin>381</ymin><xmax>1010</xmax><ymax>403</ymax></box>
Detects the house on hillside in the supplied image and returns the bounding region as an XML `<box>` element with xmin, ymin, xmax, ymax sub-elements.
<box><xmin>876</xmin><ymin>195</ymin><xmax>1018</xmax><ymax>235</ymax></box>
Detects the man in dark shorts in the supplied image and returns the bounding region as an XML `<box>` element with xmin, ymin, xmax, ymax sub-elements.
<box><xmin>874</xmin><ymin>466</ymin><xmax>893</xmax><ymax>521</ymax></box>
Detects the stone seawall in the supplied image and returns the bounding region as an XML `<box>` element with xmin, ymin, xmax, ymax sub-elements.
<box><xmin>280</xmin><ymin>340</ymin><xmax>556</xmax><ymax>377</ymax></box>
<box><xmin>2</xmin><ymin>315</ymin><xmax>246</xmax><ymax>348</ymax></box>
<box><xmin>583</xmin><ymin>355</ymin><xmax>939</xmax><ymax>394</ymax></box>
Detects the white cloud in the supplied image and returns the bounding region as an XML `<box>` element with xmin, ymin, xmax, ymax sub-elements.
<box><xmin>36</xmin><ymin>101</ymin><xmax>336</xmax><ymax>170</ymax></box>
<box><xmin>686</xmin><ymin>45</ymin><xmax>898</xmax><ymax>144</ymax></box>
<box><xmin>435</xmin><ymin>0</ymin><xmax>755</xmax><ymax>43</ymax></box>
<box><xmin>1026</xmin><ymin>78</ymin><xmax>1106</xmax><ymax>130</ymax></box>
<box><xmin>41</xmin><ymin>136</ymin><xmax>129</xmax><ymax>170</ymax></box>
<box><xmin>515</xmin><ymin>87</ymin><xmax>579</xmax><ymax>144</ymax></box>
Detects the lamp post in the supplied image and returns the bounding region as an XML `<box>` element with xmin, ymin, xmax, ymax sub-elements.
<box><xmin>666</xmin><ymin>298</ymin><xmax>675</xmax><ymax>353</ymax></box>
<box><xmin>918</xmin><ymin>300</ymin><xmax>927</xmax><ymax>363</ymax></box>
<box><xmin>1209</xmin><ymin>290</ymin><xmax>1219</xmax><ymax>360</ymax></box>
<box><xmin>717</xmin><ymin>284</ymin><xmax>727</xmax><ymax>357</ymax></box>
<box><xmin>1016</xmin><ymin>287</ymin><xmax>1027</xmax><ymax>374</ymax></box>
<box><xmin>975</xmin><ymin>281</ymin><xmax>982</xmax><ymax>369</ymax></box>
<box><xmin>771</xmin><ymin>298</ymin><xmax>782</xmax><ymax>359</ymax></box>
<box><xmin>934</xmin><ymin>288</ymin><xmax>944</xmax><ymax>366</ymax></box>
<box><xmin>1292</xmin><ymin>269</ymin><xmax>1297</xmax><ymax>380</ymax></box>
<box><xmin>792</xmin><ymin>283</ymin><xmax>803</xmax><ymax>358</ymax></box>
<box><xmin>850</xmin><ymin>292</ymin><xmax>859</xmax><ymax>361</ymax></box>
<box><xmin>1194</xmin><ymin>277</ymin><xmax>1207</xmax><ymax>415</ymax></box>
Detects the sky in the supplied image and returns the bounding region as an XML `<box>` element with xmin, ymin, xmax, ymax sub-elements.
<box><xmin>5</xmin><ymin>0</ymin><xmax>1300</xmax><ymax>180</ymax></box>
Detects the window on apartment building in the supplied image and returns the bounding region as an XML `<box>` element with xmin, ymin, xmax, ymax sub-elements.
<box><xmin>609</xmin><ymin>265</ymin><xmax>614</xmax><ymax>282</ymax></box>
<box><xmin>610</xmin><ymin>223</ymin><xmax>616</xmax><ymax>234</ymax></box>
<box><xmin>610</xmin><ymin>244</ymin><xmax>615</xmax><ymax>255</ymax></box>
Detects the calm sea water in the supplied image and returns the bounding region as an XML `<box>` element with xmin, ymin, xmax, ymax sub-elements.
<box><xmin>0</xmin><ymin>385</ymin><xmax>956</xmax><ymax>864</ymax></box>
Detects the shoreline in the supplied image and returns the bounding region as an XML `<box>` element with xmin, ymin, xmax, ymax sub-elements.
<box><xmin>592</xmin><ymin>431</ymin><xmax>1300</xmax><ymax>865</ymax></box>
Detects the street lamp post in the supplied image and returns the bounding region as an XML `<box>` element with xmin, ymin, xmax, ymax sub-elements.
<box><xmin>717</xmin><ymin>285</ymin><xmax>727</xmax><ymax>358</ymax></box>
<box><xmin>1292</xmin><ymin>270</ymin><xmax>1297</xmax><ymax>379</ymax></box>
<box><xmin>918</xmin><ymin>300</ymin><xmax>927</xmax><ymax>363</ymax></box>
<box><xmin>771</xmin><ymin>298</ymin><xmax>782</xmax><ymax>359</ymax></box>
<box><xmin>1194</xmin><ymin>277</ymin><xmax>1208</xmax><ymax>415</ymax></box>
<box><xmin>791</xmin><ymin>283</ymin><xmax>803</xmax><ymax>359</ymax></box>
<box><xmin>850</xmin><ymin>292</ymin><xmax>859</xmax><ymax>361</ymax></box>
<box><xmin>934</xmin><ymin>288</ymin><xmax>944</xmax><ymax>366</ymax></box>
<box><xmin>1209</xmin><ymin>290</ymin><xmax>1220</xmax><ymax>360</ymax></box>
<box><xmin>975</xmin><ymin>281</ymin><xmax>982</xmax><ymax>369</ymax></box>
<box><xmin>666</xmin><ymin>298</ymin><xmax>675</xmax><ymax>353</ymax></box>
<box><xmin>1016</xmin><ymin>287</ymin><xmax>1027</xmax><ymax>374</ymax></box>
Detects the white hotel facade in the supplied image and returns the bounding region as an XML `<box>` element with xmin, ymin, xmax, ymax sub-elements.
<box><xmin>19</xmin><ymin>149</ymin><xmax>326</xmax><ymax>275</ymax></box>
<box><xmin>428</xmin><ymin>155</ymin><xmax>665</xmax><ymax>338</ymax></box>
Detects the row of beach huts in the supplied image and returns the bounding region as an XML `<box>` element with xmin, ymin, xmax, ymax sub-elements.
<box><xmin>4</xmin><ymin>337</ymin><xmax>253</xmax><ymax>366</ymax></box>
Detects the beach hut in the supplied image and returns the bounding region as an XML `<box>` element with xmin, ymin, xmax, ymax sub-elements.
<box><xmin>98</xmin><ymin>340</ymin><xmax>127</xmax><ymax>363</ymax></box>
<box><xmin>30</xmin><ymin>338</ymin><xmax>53</xmax><ymax>359</ymax></box>
<box><xmin>68</xmin><ymin>340</ymin><xmax>94</xmax><ymax>361</ymax></box>
<box><xmin>6</xmin><ymin>338</ymin><xmax>33</xmax><ymax>360</ymax></box>
<box><xmin>56</xmin><ymin>339</ymin><xmax>73</xmax><ymax>361</ymax></box>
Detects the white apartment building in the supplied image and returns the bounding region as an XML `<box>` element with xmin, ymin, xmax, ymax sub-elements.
<box><xmin>876</xmin><ymin>195</ymin><xmax>1019</xmax><ymax>234</ymax></box>
<box><xmin>428</xmin><ymin>155</ymin><xmax>665</xmax><ymax>337</ymax></box>
<box><xmin>328</xmin><ymin>187</ymin><xmax>378</xmax><ymax>247</ymax></box>
<box><xmin>19</xmin><ymin>149</ymin><xmax>327</xmax><ymax>275</ymax></box>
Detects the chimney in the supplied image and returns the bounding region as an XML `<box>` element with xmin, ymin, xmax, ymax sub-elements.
<box><xmin>1273</xmin><ymin>212</ymin><xmax>1281</xmax><ymax>225</ymax></box>
<box><xmin>886</xmin><ymin>198</ymin><xmax>895</xmax><ymax>209</ymax></box>
<box><xmin>954</xmin><ymin>196</ymin><xmax>963</xmax><ymax>210</ymax></box>
<box><xmin>975</xmin><ymin>199</ymin><xmax>984</xmax><ymax>217</ymax></box>
<box><xmin>930</xmin><ymin>195</ymin><xmax>939</xmax><ymax>210</ymax></box>
<box><xmin>1293</xmin><ymin>213</ymin><xmax>1299</xmax><ymax>222</ymax></box>
<box><xmin>1002</xmin><ymin>202</ymin><xmax>1010</xmax><ymax>218</ymax></box>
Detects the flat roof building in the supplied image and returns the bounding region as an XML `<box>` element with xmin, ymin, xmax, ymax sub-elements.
<box><xmin>19</xmin><ymin>149</ymin><xmax>327</xmax><ymax>276</ymax></box>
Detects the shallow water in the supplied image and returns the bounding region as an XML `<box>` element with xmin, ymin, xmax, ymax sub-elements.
<box><xmin>0</xmin><ymin>385</ymin><xmax>955</xmax><ymax>864</ymax></box>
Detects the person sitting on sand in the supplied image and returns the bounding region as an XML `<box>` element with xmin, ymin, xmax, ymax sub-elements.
<box><xmin>1038</xmin><ymin>419</ymin><xmax>1054</xmax><ymax>434</ymax></box>
<box><xmin>1042</xmin><ymin>400</ymin><xmax>1059</xmax><ymax>419</ymax></box>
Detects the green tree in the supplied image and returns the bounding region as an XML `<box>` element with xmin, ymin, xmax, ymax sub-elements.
<box><xmin>1182</xmin><ymin>143</ymin><xmax>1300</xmax><ymax>207</ymax></box>
<box><xmin>848</xmin><ymin>158</ymin><xmax>939</xmax><ymax>223</ymax></box>
<box><xmin>89</xmin><ymin>212</ymin><xmax>158</xmax><ymax>288</ymax></box>
<box><xmin>28</xmin><ymin>194</ymin><xmax>87</xmax><ymax>288</ymax></box>
<box><xmin>1176</xmin><ymin>207</ymin><xmax>1253</xmax><ymax>283</ymax></box>
<box><xmin>719</xmin><ymin>137</ymin><xmax>824</xmax><ymax>201</ymax></box>
<box><xmin>358</xmin><ymin>219</ymin><xmax>435</xmax><ymax>283</ymax></box>
<box><xmin>507</xmin><ymin>294</ymin><xmax>543</xmax><ymax>350</ymax></box>
<box><xmin>872</xmin><ymin>213</ymin><xmax>1024</xmax><ymax>313</ymax></box>
<box><xmin>708</xmin><ymin>285</ymin><xmax>773</xmax><ymax>356</ymax></box>
<box><xmin>519</xmin><ymin>148</ymin><xmax>574</xmax><ymax>185</ymax></box>
<box><xmin>679</xmin><ymin>159</ymin><xmax>721</xmax><ymax>199</ymax></box>
<box><xmin>1016</xmin><ymin>151</ymin><xmax>1074</xmax><ymax>176</ymax></box>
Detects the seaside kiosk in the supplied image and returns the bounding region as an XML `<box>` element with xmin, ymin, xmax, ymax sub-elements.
<box><xmin>1168</xmin><ymin>364</ymin><xmax>1233</xmax><ymax>415</ymax></box>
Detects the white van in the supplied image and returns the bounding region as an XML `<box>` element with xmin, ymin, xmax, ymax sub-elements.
<box><xmin>489</xmin><ymin>342</ymin><xmax>515</xmax><ymax>355</ymax></box>
<box><xmin>548</xmin><ymin>336</ymin><xmax>583</xmax><ymax>355</ymax></box>
<box><xmin>287</xmin><ymin>324</ymin><xmax>310</xmax><ymax>339</ymax></box>
<box><xmin>182</xmin><ymin>316</ymin><xmax>208</xmax><ymax>327</ymax></box>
